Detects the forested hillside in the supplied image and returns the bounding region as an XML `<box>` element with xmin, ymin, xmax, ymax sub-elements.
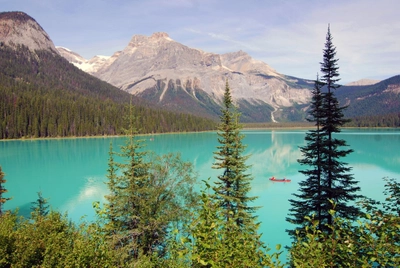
<box><xmin>0</xmin><ymin>44</ymin><xmax>216</xmax><ymax>139</ymax></box>
<box><xmin>337</xmin><ymin>75</ymin><xmax>400</xmax><ymax>118</ymax></box>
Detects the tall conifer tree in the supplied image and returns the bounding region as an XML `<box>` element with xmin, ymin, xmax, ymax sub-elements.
<box><xmin>288</xmin><ymin>25</ymin><xmax>362</xmax><ymax>234</ymax></box>
<box><xmin>319</xmin><ymin>25</ymin><xmax>361</xmax><ymax>226</ymax></box>
<box><xmin>102</xmin><ymin>106</ymin><xmax>152</xmax><ymax>258</ymax></box>
<box><xmin>212</xmin><ymin>80</ymin><xmax>257</xmax><ymax>227</ymax></box>
<box><xmin>287</xmin><ymin>75</ymin><xmax>325</xmax><ymax>233</ymax></box>
<box><xmin>189</xmin><ymin>81</ymin><xmax>266</xmax><ymax>266</ymax></box>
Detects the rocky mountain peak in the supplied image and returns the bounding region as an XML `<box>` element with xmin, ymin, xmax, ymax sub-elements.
<box><xmin>150</xmin><ymin>32</ymin><xmax>172</xmax><ymax>40</ymax></box>
<box><xmin>223</xmin><ymin>50</ymin><xmax>250</xmax><ymax>59</ymax></box>
<box><xmin>0</xmin><ymin>11</ymin><xmax>58</xmax><ymax>54</ymax></box>
<box><xmin>221</xmin><ymin>50</ymin><xmax>278</xmax><ymax>77</ymax></box>
<box><xmin>127</xmin><ymin>32</ymin><xmax>173</xmax><ymax>49</ymax></box>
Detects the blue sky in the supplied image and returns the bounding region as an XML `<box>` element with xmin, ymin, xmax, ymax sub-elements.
<box><xmin>2</xmin><ymin>0</ymin><xmax>399</xmax><ymax>83</ymax></box>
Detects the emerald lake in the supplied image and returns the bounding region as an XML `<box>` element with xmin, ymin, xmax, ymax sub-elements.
<box><xmin>1</xmin><ymin>129</ymin><xmax>400</xmax><ymax>253</ymax></box>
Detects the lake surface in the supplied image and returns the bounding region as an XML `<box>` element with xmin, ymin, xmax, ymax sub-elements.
<box><xmin>1</xmin><ymin>129</ymin><xmax>400</xmax><ymax>258</ymax></box>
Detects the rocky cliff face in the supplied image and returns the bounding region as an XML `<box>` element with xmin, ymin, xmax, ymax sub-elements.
<box><xmin>0</xmin><ymin>11</ymin><xmax>58</xmax><ymax>54</ymax></box>
<box><xmin>69</xmin><ymin>32</ymin><xmax>313</xmax><ymax>121</ymax></box>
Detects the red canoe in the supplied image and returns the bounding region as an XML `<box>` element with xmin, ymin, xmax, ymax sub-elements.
<box><xmin>269</xmin><ymin>177</ymin><xmax>291</xmax><ymax>182</ymax></box>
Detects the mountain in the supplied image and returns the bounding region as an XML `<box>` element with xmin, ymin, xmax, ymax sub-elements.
<box><xmin>0</xmin><ymin>11</ymin><xmax>59</xmax><ymax>54</ymax></box>
<box><xmin>336</xmin><ymin>75</ymin><xmax>400</xmax><ymax>118</ymax></box>
<box><xmin>59</xmin><ymin>32</ymin><xmax>314</xmax><ymax>122</ymax></box>
<box><xmin>56</xmin><ymin>46</ymin><xmax>121</xmax><ymax>74</ymax></box>
<box><xmin>0</xmin><ymin>11</ymin><xmax>216</xmax><ymax>139</ymax></box>
<box><xmin>5</xmin><ymin>11</ymin><xmax>398</xmax><ymax>125</ymax></box>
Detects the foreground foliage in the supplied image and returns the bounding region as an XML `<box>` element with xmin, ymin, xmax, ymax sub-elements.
<box><xmin>0</xmin><ymin>167</ymin><xmax>11</xmax><ymax>216</ymax></box>
<box><xmin>97</xmin><ymin>116</ymin><xmax>200</xmax><ymax>264</ymax></box>
<box><xmin>290</xmin><ymin>178</ymin><xmax>400</xmax><ymax>267</ymax></box>
<box><xmin>1</xmin><ymin>178</ymin><xmax>398</xmax><ymax>267</ymax></box>
<box><xmin>160</xmin><ymin>180</ymin><xmax>284</xmax><ymax>267</ymax></box>
<box><xmin>0</xmin><ymin>211</ymin><xmax>117</xmax><ymax>267</ymax></box>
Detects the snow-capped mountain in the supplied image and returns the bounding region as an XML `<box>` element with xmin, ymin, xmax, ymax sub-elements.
<box><xmin>59</xmin><ymin>32</ymin><xmax>314</xmax><ymax>121</ymax></box>
<box><xmin>56</xmin><ymin>46</ymin><xmax>121</xmax><ymax>74</ymax></box>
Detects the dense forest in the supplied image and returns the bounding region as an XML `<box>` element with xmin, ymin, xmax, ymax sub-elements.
<box><xmin>0</xmin><ymin>44</ymin><xmax>217</xmax><ymax>139</ymax></box>
<box><xmin>344</xmin><ymin>112</ymin><xmax>400</xmax><ymax>127</ymax></box>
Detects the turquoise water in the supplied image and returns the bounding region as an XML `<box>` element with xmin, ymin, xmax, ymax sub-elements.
<box><xmin>1</xmin><ymin>129</ymin><xmax>400</xmax><ymax>259</ymax></box>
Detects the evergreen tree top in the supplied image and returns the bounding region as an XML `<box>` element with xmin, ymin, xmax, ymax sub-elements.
<box><xmin>320</xmin><ymin>24</ymin><xmax>340</xmax><ymax>91</ymax></box>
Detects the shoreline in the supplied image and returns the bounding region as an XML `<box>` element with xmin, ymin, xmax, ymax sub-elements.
<box><xmin>0</xmin><ymin>130</ymin><xmax>216</xmax><ymax>142</ymax></box>
<box><xmin>1</xmin><ymin>126</ymin><xmax>398</xmax><ymax>142</ymax></box>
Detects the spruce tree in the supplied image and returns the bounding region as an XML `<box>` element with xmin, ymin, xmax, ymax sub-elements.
<box><xmin>0</xmin><ymin>166</ymin><xmax>11</xmax><ymax>216</ymax></box>
<box><xmin>101</xmin><ymin>106</ymin><xmax>200</xmax><ymax>261</ymax></box>
<box><xmin>102</xmin><ymin>142</ymin><xmax>124</xmax><ymax>236</ymax></box>
<box><xmin>187</xmin><ymin>81</ymin><xmax>266</xmax><ymax>266</ymax></box>
<box><xmin>319</xmin><ymin>25</ymin><xmax>361</xmax><ymax>226</ymax></box>
<box><xmin>288</xmin><ymin>25</ymin><xmax>362</xmax><ymax>234</ymax></box>
<box><xmin>212</xmin><ymin>80</ymin><xmax>257</xmax><ymax>227</ymax></box>
<box><xmin>103</xmin><ymin>110</ymin><xmax>151</xmax><ymax>258</ymax></box>
<box><xmin>287</xmin><ymin>75</ymin><xmax>325</xmax><ymax>233</ymax></box>
<box><xmin>31</xmin><ymin>191</ymin><xmax>50</xmax><ymax>217</ymax></box>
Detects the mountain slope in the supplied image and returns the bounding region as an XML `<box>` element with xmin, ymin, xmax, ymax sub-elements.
<box><xmin>337</xmin><ymin>75</ymin><xmax>400</xmax><ymax>118</ymax></box>
<box><xmin>0</xmin><ymin>11</ymin><xmax>216</xmax><ymax>139</ymax></box>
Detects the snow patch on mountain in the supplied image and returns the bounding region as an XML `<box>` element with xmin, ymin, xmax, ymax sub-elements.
<box><xmin>56</xmin><ymin>46</ymin><xmax>116</xmax><ymax>74</ymax></box>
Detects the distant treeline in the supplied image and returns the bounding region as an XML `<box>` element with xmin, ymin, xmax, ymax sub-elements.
<box><xmin>244</xmin><ymin>114</ymin><xmax>400</xmax><ymax>129</ymax></box>
<box><xmin>243</xmin><ymin>121</ymin><xmax>314</xmax><ymax>129</ymax></box>
<box><xmin>344</xmin><ymin>112</ymin><xmax>400</xmax><ymax>128</ymax></box>
<box><xmin>0</xmin><ymin>44</ymin><xmax>217</xmax><ymax>139</ymax></box>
